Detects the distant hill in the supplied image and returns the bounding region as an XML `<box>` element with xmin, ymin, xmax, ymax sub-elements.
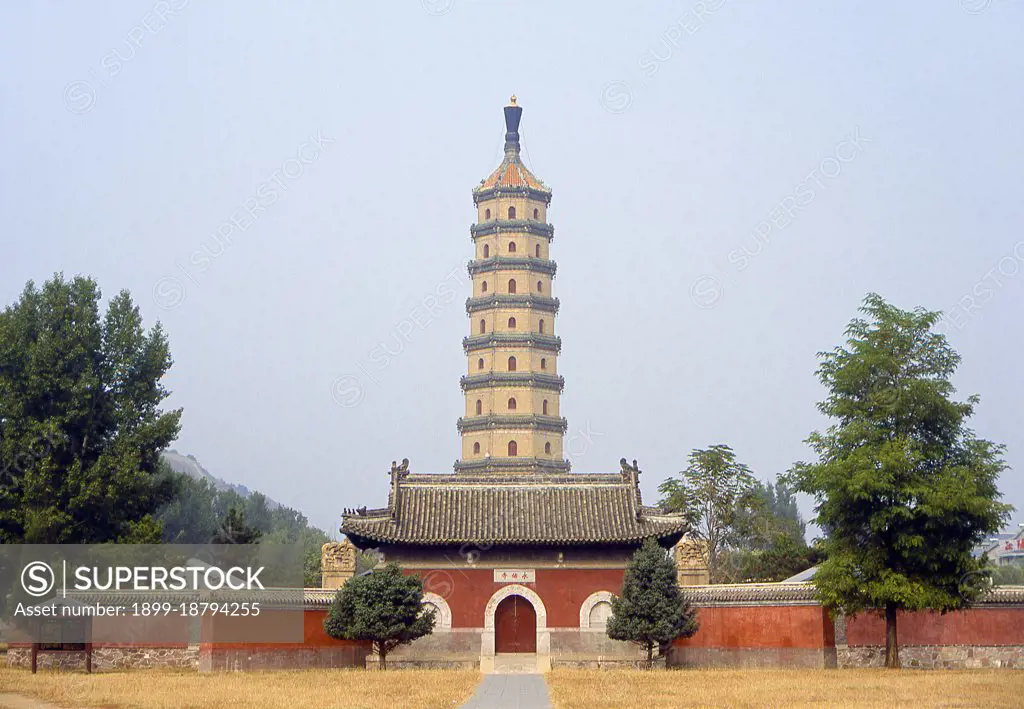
<box><xmin>161</xmin><ymin>449</ymin><xmax>280</xmax><ymax>510</ymax></box>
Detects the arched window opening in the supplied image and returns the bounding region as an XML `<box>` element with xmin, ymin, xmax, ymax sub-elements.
<box><xmin>508</xmin><ymin>440</ymin><xmax>518</xmax><ymax>456</ymax></box>
<box><xmin>508</xmin><ymin>242</ymin><xmax>517</xmax><ymax>253</ymax></box>
<box><xmin>533</xmin><ymin>208</ymin><xmax>539</xmax><ymax>219</ymax></box>
<box><xmin>508</xmin><ymin>206</ymin><xmax>516</xmax><ymax>219</ymax></box>
<box><xmin>508</xmin><ymin>397</ymin><xmax>517</xmax><ymax>411</ymax></box>
<box><xmin>473</xmin><ymin>442</ymin><xmax>481</xmax><ymax>454</ymax></box>
<box><xmin>508</xmin><ymin>356</ymin><xmax>517</xmax><ymax>372</ymax></box>
<box><xmin>485</xmin><ymin>208</ymin><xmax>491</xmax><ymax>220</ymax></box>
<box><xmin>508</xmin><ymin>279</ymin><xmax>517</xmax><ymax>294</ymax></box>
<box><xmin>541</xmin><ymin>358</ymin><xmax>547</xmax><ymax>370</ymax></box>
<box><xmin>479</xmin><ymin>319</ymin><xmax>486</xmax><ymax>334</ymax></box>
<box><xmin>508</xmin><ymin>317</ymin><xmax>516</xmax><ymax>329</ymax></box>
<box><xmin>539</xmin><ymin>319</ymin><xmax>545</xmax><ymax>334</ymax></box>
<box><xmin>535</xmin><ymin>244</ymin><xmax>541</xmax><ymax>258</ymax></box>
<box><xmin>483</xmin><ymin>244</ymin><xmax>490</xmax><ymax>258</ymax></box>
<box><xmin>478</xmin><ymin>357</ymin><xmax>484</xmax><ymax>370</ymax></box>
<box><xmin>482</xmin><ymin>281</ymin><xmax>488</xmax><ymax>293</ymax></box>
<box><xmin>589</xmin><ymin>601</ymin><xmax>613</xmax><ymax>629</ymax></box>
<box><xmin>545</xmin><ymin>442</ymin><xmax>552</xmax><ymax>454</ymax></box>
<box><xmin>475</xmin><ymin>400</ymin><xmax>482</xmax><ymax>415</ymax></box>
<box><xmin>536</xmin><ymin>280</ymin><xmax>542</xmax><ymax>293</ymax></box>
<box><xmin>542</xmin><ymin>400</ymin><xmax>548</xmax><ymax>415</ymax></box>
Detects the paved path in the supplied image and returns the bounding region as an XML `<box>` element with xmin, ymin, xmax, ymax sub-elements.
<box><xmin>0</xmin><ymin>694</ymin><xmax>68</xmax><ymax>709</ymax></box>
<box><xmin>460</xmin><ymin>674</ymin><xmax>553</xmax><ymax>709</ymax></box>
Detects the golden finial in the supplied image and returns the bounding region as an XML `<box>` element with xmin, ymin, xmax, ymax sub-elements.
<box><xmin>508</xmin><ymin>94</ymin><xmax>518</xmax><ymax>106</ymax></box>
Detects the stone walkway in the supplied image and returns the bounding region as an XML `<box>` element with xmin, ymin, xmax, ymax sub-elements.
<box><xmin>0</xmin><ymin>694</ymin><xmax>67</xmax><ymax>709</ymax></box>
<box><xmin>460</xmin><ymin>674</ymin><xmax>553</xmax><ymax>709</ymax></box>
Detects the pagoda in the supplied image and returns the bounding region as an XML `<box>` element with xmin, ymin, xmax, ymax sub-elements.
<box><xmin>340</xmin><ymin>99</ymin><xmax>688</xmax><ymax>672</ymax></box>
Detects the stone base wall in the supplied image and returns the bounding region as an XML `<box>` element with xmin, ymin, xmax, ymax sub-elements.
<box><xmin>199</xmin><ymin>645</ymin><xmax>368</xmax><ymax>672</ymax></box>
<box><xmin>550</xmin><ymin>629</ymin><xmax>645</xmax><ymax>664</ymax></box>
<box><xmin>554</xmin><ymin>657</ymin><xmax>666</xmax><ymax>670</ymax></box>
<box><xmin>6</xmin><ymin>646</ymin><xmax>200</xmax><ymax>672</ymax></box>
<box><xmin>385</xmin><ymin>629</ymin><xmax>482</xmax><ymax>666</ymax></box>
<box><xmin>366</xmin><ymin>658</ymin><xmax>479</xmax><ymax>670</ymax></box>
<box><xmin>838</xmin><ymin>645</ymin><xmax>1024</xmax><ymax>670</ymax></box>
<box><xmin>669</xmin><ymin>646</ymin><xmax>835</xmax><ymax>669</ymax></box>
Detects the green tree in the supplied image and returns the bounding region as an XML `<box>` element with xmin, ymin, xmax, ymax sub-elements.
<box><xmin>722</xmin><ymin>479</ymin><xmax>822</xmax><ymax>582</ymax></box>
<box><xmin>158</xmin><ymin>473</ymin><xmax>220</xmax><ymax>543</ymax></box>
<box><xmin>991</xmin><ymin>564</ymin><xmax>1024</xmax><ymax>586</ymax></box>
<box><xmin>323</xmin><ymin>563</ymin><xmax>435</xmax><ymax>669</ymax></box>
<box><xmin>606</xmin><ymin>538</ymin><xmax>699</xmax><ymax>664</ymax></box>
<box><xmin>786</xmin><ymin>294</ymin><xmax>1012</xmax><ymax>668</ymax></box>
<box><xmin>658</xmin><ymin>445</ymin><xmax>757</xmax><ymax>583</ymax></box>
<box><xmin>211</xmin><ymin>506</ymin><xmax>262</xmax><ymax>544</ymax></box>
<box><xmin>0</xmin><ymin>275</ymin><xmax>181</xmax><ymax>543</ymax></box>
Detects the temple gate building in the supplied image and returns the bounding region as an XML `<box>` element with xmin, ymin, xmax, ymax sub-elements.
<box><xmin>340</xmin><ymin>99</ymin><xmax>690</xmax><ymax>672</ymax></box>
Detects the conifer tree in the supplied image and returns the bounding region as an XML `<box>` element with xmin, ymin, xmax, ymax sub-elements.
<box><xmin>324</xmin><ymin>563</ymin><xmax>435</xmax><ymax>669</ymax></box>
<box><xmin>606</xmin><ymin>538</ymin><xmax>699</xmax><ymax>664</ymax></box>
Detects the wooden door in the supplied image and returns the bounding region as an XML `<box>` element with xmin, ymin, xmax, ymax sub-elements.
<box><xmin>494</xmin><ymin>595</ymin><xmax>536</xmax><ymax>653</ymax></box>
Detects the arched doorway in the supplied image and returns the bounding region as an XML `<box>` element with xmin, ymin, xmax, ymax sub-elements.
<box><xmin>494</xmin><ymin>595</ymin><xmax>536</xmax><ymax>653</ymax></box>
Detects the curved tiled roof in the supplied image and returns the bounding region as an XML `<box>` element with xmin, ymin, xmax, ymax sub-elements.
<box><xmin>678</xmin><ymin>583</ymin><xmax>1024</xmax><ymax>607</ymax></box>
<box><xmin>341</xmin><ymin>471</ymin><xmax>688</xmax><ymax>547</ymax></box>
<box><xmin>478</xmin><ymin>156</ymin><xmax>548</xmax><ymax>192</ymax></box>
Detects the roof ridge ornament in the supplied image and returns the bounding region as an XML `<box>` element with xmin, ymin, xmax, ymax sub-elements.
<box><xmin>620</xmin><ymin>458</ymin><xmax>641</xmax><ymax>478</ymax></box>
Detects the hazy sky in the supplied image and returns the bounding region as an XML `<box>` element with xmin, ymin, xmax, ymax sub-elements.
<box><xmin>2</xmin><ymin>1</ymin><xmax>1021</xmax><ymax>535</ymax></box>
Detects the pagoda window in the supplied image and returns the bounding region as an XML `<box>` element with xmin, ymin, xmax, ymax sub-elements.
<box><xmin>508</xmin><ymin>279</ymin><xmax>517</xmax><ymax>294</ymax></box>
<box><xmin>483</xmin><ymin>244</ymin><xmax>490</xmax><ymax>258</ymax></box>
<box><xmin>535</xmin><ymin>244</ymin><xmax>541</xmax><ymax>258</ymax></box>
<box><xmin>508</xmin><ymin>356</ymin><xmax>517</xmax><ymax>372</ymax></box>
<box><xmin>508</xmin><ymin>397</ymin><xmax>517</xmax><ymax>410</ymax></box>
<box><xmin>479</xmin><ymin>319</ymin><xmax>486</xmax><ymax>334</ymax></box>
<box><xmin>473</xmin><ymin>442</ymin><xmax>481</xmax><ymax>455</ymax></box>
<box><xmin>508</xmin><ymin>206</ymin><xmax>516</xmax><ymax>219</ymax></box>
<box><xmin>542</xmin><ymin>400</ymin><xmax>548</xmax><ymax>415</ymax></box>
<box><xmin>478</xmin><ymin>357</ymin><xmax>484</xmax><ymax>370</ymax></box>
<box><xmin>536</xmin><ymin>280</ymin><xmax>542</xmax><ymax>293</ymax></box>
<box><xmin>475</xmin><ymin>400</ymin><xmax>482</xmax><ymax>415</ymax></box>
<box><xmin>541</xmin><ymin>358</ymin><xmax>547</xmax><ymax>370</ymax></box>
<box><xmin>539</xmin><ymin>319</ymin><xmax>545</xmax><ymax>334</ymax></box>
<box><xmin>508</xmin><ymin>317</ymin><xmax>516</xmax><ymax>329</ymax></box>
<box><xmin>533</xmin><ymin>208</ymin><xmax>539</xmax><ymax>220</ymax></box>
<box><xmin>508</xmin><ymin>440</ymin><xmax>518</xmax><ymax>456</ymax></box>
<box><xmin>545</xmin><ymin>442</ymin><xmax>552</xmax><ymax>454</ymax></box>
<box><xmin>485</xmin><ymin>208</ymin><xmax>491</xmax><ymax>219</ymax></box>
<box><xmin>508</xmin><ymin>242</ymin><xmax>517</xmax><ymax>253</ymax></box>
<box><xmin>482</xmin><ymin>281</ymin><xmax>488</xmax><ymax>293</ymax></box>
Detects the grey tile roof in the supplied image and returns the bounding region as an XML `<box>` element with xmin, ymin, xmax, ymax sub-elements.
<box><xmin>340</xmin><ymin>468</ymin><xmax>688</xmax><ymax>547</ymax></box>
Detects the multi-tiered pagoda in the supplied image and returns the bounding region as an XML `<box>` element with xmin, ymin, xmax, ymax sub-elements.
<box><xmin>340</xmin><ymin>99</ymin><xmax>687</xmax><ymax>672</ymax></box>
<box><xmin>455</xmin><ymin>96</ymin><xmax>568</xmax><ymax>475</ymax></box>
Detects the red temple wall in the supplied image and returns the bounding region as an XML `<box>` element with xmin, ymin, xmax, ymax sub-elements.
<box><xmin>673</xmin><ymin>605</ymin><xmax>834</xmax><ymax>649</ymax></box>
<box><xmin>845</xmin><ymin>608</ymin><xmax>1024</xmax><ymax>647</ymax></box>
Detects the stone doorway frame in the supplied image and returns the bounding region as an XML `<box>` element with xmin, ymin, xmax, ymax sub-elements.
<box><xmin>481</xmin><ymin>584</ymin><xmax>550</xmax><ymax>673</ymax></box>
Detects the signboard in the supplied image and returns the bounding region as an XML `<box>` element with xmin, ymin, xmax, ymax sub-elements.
<box><xmin>493</xmin><ymin>569</ymin><xmax>535</xmax><ymax>584</ymax></box>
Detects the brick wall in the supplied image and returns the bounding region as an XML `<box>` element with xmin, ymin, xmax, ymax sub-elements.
<box><xmin>668</xmin><ymin>584</ymin><xmax>1024</xmax><ymax>670</ymax></box>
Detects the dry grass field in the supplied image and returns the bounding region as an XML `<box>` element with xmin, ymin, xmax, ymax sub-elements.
<box><xmin>547</xmin><ymin>668</ymin><xmax>1024</xmax><ymax>709</ymax></box>
<box><xmin>0</xmin><ymin>667</ymin><xmax>480</xmax><ymax>709</ymax></box>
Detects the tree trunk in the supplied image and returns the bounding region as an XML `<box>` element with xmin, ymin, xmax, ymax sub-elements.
<box><xmin>884</xmin><ymin>603</ymin><xmax>900</xmax><ymax>669</ymax></box>
<box><xmin>378</xmin><ymin>642</ymin><xmax>387</xmax><ymax>670</ymax></box>
<box><xmin>646</xmin><ymin>641</ymin><xmax>654</xmax><ymax>666</ymax></box>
